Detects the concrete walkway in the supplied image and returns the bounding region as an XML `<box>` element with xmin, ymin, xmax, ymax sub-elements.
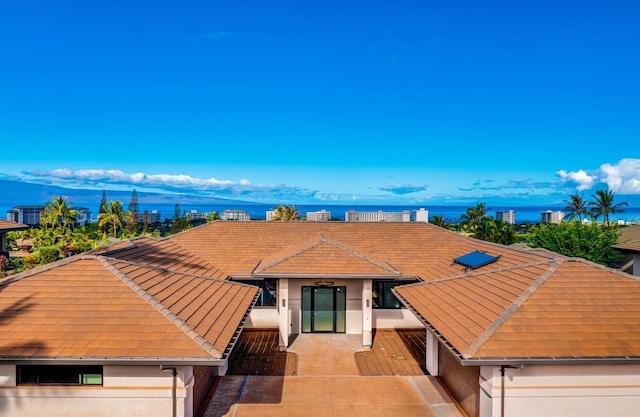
<box><xmin>204</xmin><ymin>333</ymin><xmax>466</xmax><ymax>417</ymax></box>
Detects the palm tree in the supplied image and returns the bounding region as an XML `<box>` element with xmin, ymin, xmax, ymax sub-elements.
<box><xmin>493</xmin><ymin>220</ymin><xmax>517</xmax><ymax>245</ymax></box>
<box><xmin>589</xmin><ymin>189</ymin><xmax>629</xmax><ymax>224</ymax></box>
<box><xmin>563</xmin><ymin>193</ymin><xmax>588</xmax><ymax>221</ymax></box>
<box><xmin>40</xmin><ymin>196</ymin><xmax>77</xmax><ymax>231</ymax></box>
<box><xmin>206</xmin><ymin>211</ymin><xmax>220</xmax><ymax>222</ymax></box>
<box><xmin>430</xmin><ymin>215</ymin><xmax>447</xmax><ymax>228</ymax></box>
<box><xmin>98</xmin><ymin>201</ymin><xmax>125</xmax><ymax>238</ymax></box>
<box><xmin>460</xmin><ymin>202</ymin><xmax>488</xmax><ymax>231</ymax></box>
<box><xmin>473</xmin><ymin>219</ymin><xmax>497</xmax><ymax>241</ymax></box>
<box><xmin>270</xmin><ymin>205</ymin><xmax>300</xmax><ymax>221</ymax></box>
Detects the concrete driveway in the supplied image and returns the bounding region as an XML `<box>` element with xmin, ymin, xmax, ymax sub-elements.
<box><xmin>204</xmin><ymin>333</ymin><xmax>465</xmax><ymax>417</ymax></box>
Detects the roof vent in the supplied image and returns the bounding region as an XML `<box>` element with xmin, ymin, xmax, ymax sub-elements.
<box><xmin>452</xmin><ymin>251</ymin><xmax>500</xmax><ymax>271</ymax></box>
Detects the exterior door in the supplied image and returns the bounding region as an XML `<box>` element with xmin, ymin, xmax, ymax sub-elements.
<box><xmin>301</xmin><ymin>286</ymin><xmax>346</xmax><ymax>333</ymax></box>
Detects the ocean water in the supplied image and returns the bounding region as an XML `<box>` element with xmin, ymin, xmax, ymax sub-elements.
<box><xmin>6</xmin><ymin>203</ymin><xmax>638</xmax><ymax>224</ymax></box>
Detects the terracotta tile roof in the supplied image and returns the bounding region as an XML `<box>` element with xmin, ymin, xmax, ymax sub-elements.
<box><xmin>170</xmin><ymin>222</ymin><xmax>553</xmax><ymax>280</ymax></box>
<box><xmin>0</xmin><ymin>219</ymin><xmax>29</xmax><ymax>232</ymax></box>
<box><xmin>254</xmin><ymin>234</ymin><xmax>401</xmax><ymax>277</ymax></box>
<box><xmin>89</xmin><ymin>237</ymin><xmax>227</xmax><ymax>278</ymax></box>
<box><xmin>615</xmin><ymin>225</ymin><xmax>640</xmax><ymax>252</ymax></box>
<box><xmin>0</xmin><ymin>256</ymin><xmax>258</xmax><ymax>362</ymax></box>
<box><xmin>395</xmin><ymin>258</ymin><xmax>640</xmax><ymax>361</ymax></box>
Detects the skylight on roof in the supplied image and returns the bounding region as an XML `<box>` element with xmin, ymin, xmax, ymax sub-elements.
<box><xmin>453</xmin><ymin>251</ymin><xmax>500</xmax><ymax>270</ymax></box>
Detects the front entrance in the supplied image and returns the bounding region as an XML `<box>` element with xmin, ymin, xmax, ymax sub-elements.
<box><xmin>301</xmin><ymin>286</ymin><xmax>346</xmax><ymax>333</ymax></box>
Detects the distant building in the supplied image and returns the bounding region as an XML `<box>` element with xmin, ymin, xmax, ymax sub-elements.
<box><xmin>265</xmin><ymin>210</ymin><xmax>276</xmax><ymax>221</ymax></box>
<box><xmin>6</xmin><ymin>206</ymin><xmax>45</xmax><ymax>227</ymax></box>
<box><xmin>306</xmin><ymin>210</ymin><xmax>331</xmax><ymax>222</ymax></box>
<box><xmin>185</xmin><ymin>210</ymin><xmax>208</xmax><ymax>221</ymax></box>
<box><xmin>541</xmin><ymin>210</ymin><xmax>564</xmax><ymax>224</ymax></box>
<box><xmin>496</xmin><ymin>210</ymin><xmax>516</xmax><ymax>225</ymax></box>
<box><xmin>345</xmin><ymin>209</ymin><xmax>411</xmax><ymax>222</ymax></box>
<box><xmin>140</xmin><ymin>210</ymin><xmax>162</xmax><ymax>224</ymax></box>
<box><xmin>74</xmin><ymin>207</ymin><xmax>92</xmax><ymax>226</ymax></box>
<box><xmin>222</xmin><ymin>210</ymin><xmax>251</xmax><ymax>221</ymax></box>
<box><xmin>413</xmin><ymin>208</ymin><xmax>429</xmax><ymax>223</ymax></box>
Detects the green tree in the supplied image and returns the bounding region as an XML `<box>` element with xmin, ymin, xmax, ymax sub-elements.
<box><xmin>98</xmin><ymin>201</ymin><xmax>125</xmax><ymax>238</ymax></box>
<box><xmin>563</xmin><ymin>193</ymin><xmax>589</xmax><ymax>222</ymax></box>
<box><xmin>460</xmin><ymin>202</ymin><xmax>489</xmax><ymax>231</ymax></box>
<box><xmin>493</xmin><ymin>219</ymin><xmax>518</xmax><ymax>245</ymax></box>
<box><xmin>270</xmin><ymin>205</ymin><xmax>300</xmax><ymax>221</ymax></box>
<box><xmin>430</xmin><ymin>215</ymin><xmax>448</xmax><ymax>228</ymax></box>
<box><xmin>40</xmin><ymin>196</ymin><xmax>77</xmax><ymax>231</ymax></box>
<box><xmin>589</xmin><ymin>189</ymin><xmax>629</xmax><ymax>224</ymax></box>
<box><xmin>142</xmin><ymin>210</ymin><xmax>150</xmax><ymax>234</ymax></box>
<box><xmin>206</xmin><ymin>211</ymin><xmax>220</xmax><ymax>222</ymax></box>
<box><xmin>473</xmin><ymin>219</ymin><xmax>497</xmax><ymax>241</ymax></box>
<box><xmin>528</xmin><ymin>221</ymin><xmax>621</xmax><ymax>266</ymax></box>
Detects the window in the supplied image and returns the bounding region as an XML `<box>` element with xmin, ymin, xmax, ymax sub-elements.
<box><xmin>17</xmin><ymin>365</ymin><xmax>103</xmax><ymax>385</ymax></box>
<box><xmin>235</xmin><ymin>279</ymin><xmax>277</xmax><ymax>307</ymax></box>
<box><xmin>372</xmin><ymin>281</ymin><xmax>414</xmax><ymax>309</ymax></box>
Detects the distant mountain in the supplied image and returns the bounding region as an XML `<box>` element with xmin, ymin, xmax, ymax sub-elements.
<box><xmin>0</xmin><ymin>179</ymin><xmax>254</xmax><ymax>208</ymax></box>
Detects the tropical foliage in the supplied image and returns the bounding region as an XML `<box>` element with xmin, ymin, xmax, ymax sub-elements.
<box><xmin>270</xmin><ymin>205</ymin><xmax>300</xmax><ymax>221</ymax></box>
<box><xmin>528</xmin><ymin>221</ymin><xmax>621</xmax><ymax>266</ymax></box>
<box><xmin>563</xmin><ymin>193</ymin><xmax>589</xmax><ymax>221</ymax></box>
<box><xmin>589</xmin><ymin>189</ymin><xmax>629</xmax><ymax>224</ymax></box>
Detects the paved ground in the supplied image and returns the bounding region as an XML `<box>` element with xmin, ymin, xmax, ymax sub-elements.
<box><xmin>204</xmin><ymin>329</ymin><xmax>466</xmax><ymax>417</ymax></box>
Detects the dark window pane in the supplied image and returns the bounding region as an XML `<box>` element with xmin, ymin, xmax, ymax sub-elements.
<box><xmin>17</xmin><ymin>366</ymin><xmax>102</xmax><ymax>386</ymax></box>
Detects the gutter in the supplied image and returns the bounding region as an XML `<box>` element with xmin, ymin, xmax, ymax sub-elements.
<box><xmin>0</xmin><ymin>357</ymin><xmax>227</xmax><ymax>366</ymax></box>
<box><xmin>244</xmin><ymin>273</ymin><xmax>417</xmax><ymax>280</ymax></box>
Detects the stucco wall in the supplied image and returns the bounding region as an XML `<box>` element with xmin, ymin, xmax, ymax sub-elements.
<box><xmin>0</xmin><ymin>365</ymin><xmax>194</xmax><ymax>417</ymax></box>
<box><xmin>479</xmin><ymin>364</ymin><xmax>640</xmax><ymax>417</ymax></box>
<box><xmin>244</xmin><ymin>308</ymin><xmax>279</xmax><ymax>328</ymax></box>
<box><xmin>244</xmin><ymin>280</ymin><xmax>423</xmax><ymax>332</ymax></box>
<box><xmin>373</xmin><ymin>308</ymin><xmax>424</xmax><ymax>328</ymax></box>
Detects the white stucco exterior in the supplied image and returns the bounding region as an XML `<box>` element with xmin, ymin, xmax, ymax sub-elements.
<box><xmin>243</xmin><ymin>279</ymin><xmax>424</xmax><ymax>349</ymax></box>
<box><xmin>479</xmin><ymin>364</ymin><xmax>640</xmax><ymax>417</ymax></box>
<box><xmin>0</xmin><ymin>365</ymin><xmax>194</xmax><ymax>417</ymax></box>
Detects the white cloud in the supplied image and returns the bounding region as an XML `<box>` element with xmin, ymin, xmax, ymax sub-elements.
<box><xmin>599</xmin><ymin>158</ymin><xmax>640</xmax><ymax>193</ymax></box>
<box><xmin>556</xmin><ymin>169</ymin><xmax>597</xmax><ymax>191</ymax></box>
<box><xmin>557</xmin><ymin>158</ymin><xmax>640</xmax><ymax>194</ymax></box>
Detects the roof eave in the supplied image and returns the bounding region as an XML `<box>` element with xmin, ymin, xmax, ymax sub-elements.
<box><xmin>460</xmin><ymin>356</ymin><xmax>640</xmax><ymax>367</ymax></box>
<box><xmin>0</xmin><ymin>357</ymin><xmax>227</xmax><ymax>366</ymax></box>
<box><xmin>249</xmin><ymin>273</ymin><xmax>413</xmax><ymax>280</ymax></box>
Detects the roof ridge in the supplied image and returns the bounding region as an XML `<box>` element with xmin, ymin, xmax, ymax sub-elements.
<box><xmin>97</xmin><ymin>257</ymin><xmax>223</xmax><ymax>359</ymax></box>
<box><xmin>461</xmin><ymin>260</ymin><xmax>563</xmax><ymax>359</ymax></box>
<box><xmin>1</xmin><ymin>254</ymin><xmax>89</xmax><ymax>286</ymax></box>
<box><xmin>102</xmin><ymin>256</ymin><xmax>233</xmax><ymax>284</ymax></box>
<box><xmin>421</xmin><ymin>259</ymin><xmax>559</xmax><ymax>285</ymax></box>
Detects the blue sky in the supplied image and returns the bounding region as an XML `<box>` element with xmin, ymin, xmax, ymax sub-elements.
<box><xmin>1</xmin><ymin>1</ymin><xmax>639</xmax><ymax>205</ymax></box>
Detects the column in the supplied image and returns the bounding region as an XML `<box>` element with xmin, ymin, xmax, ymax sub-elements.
<box><xmin>426</xmin><ymin>330</ymin><xmax>439</xmax><ymax>375</ymax></box>
<box><xmin>278</xmin><ymin>278</ymin><xmax>289</xmax><ymax>351</ymax></box>
<box><xmin>362</xmin><ymin>279</ymin><xmax>372</xmax><ymax>350</ymax></box>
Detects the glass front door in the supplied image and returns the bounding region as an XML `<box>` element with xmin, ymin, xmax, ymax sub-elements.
<box><xmin>301</xmin><ymin>286</ymin><xmax>346</xmax><ymax>333</ymax></box>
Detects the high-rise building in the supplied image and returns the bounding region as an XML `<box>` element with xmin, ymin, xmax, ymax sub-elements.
<box><xmin>222</xmin><ymin>210</ymin><xmax>251</xmax><ymax>221</ymax></box>
<box><xmin>413</xmin><ymin>208</ymin><xmax>429</xmax><ymax>223</ymax></box>
<box><xmin>541</xmin><ymin>210</ymin><xmax>564</xmax><ymax>224</ymax></box>
<box><xmin>496</xmin><ymin>210</ymin><xmax>516</xmax><ymax>225</ymax></box>
<box><xmin>344</xmin><ymin>210</ymin><xmax>411</xmax><ymax>222</ymax></box>
<box><xmin>306</xmin><ymin>210</ymin><xmax>331</xmax><ymax>222</ymax></box>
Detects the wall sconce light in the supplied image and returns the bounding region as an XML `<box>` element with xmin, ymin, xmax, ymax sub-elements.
<box><xmin>282</xmin><ymin>299</ymin><xmax>286</xmax><ymax>307</ymax></box>
<box><xmin>366</xmin><ymin>299</ymin><xmax>370</xmax><ymax>308</ymax></box>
